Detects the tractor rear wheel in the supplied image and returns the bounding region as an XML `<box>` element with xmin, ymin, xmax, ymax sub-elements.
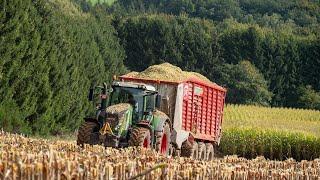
<box><xmin>181</xmin><ymin>141</ymin><xmax>198</xmax><ymax>159</ymax></box>
<box><xmin>198</xmin><ymin>142</ymin><xmax>206</xmax><ymax>160</ymax></box>
<box><xmin>155</xmin><ymin>122</ymin><xmax>171</xmax><ymax>155</ymax></box>
<box><xmin>129</xmin><ymin>127</ymin><xmax>151</xmax><ymax>148</ymax></box>
<box><xmin>77</xmin><ymin>121</ymin><xmax>100</xmax><ymax>147</ymax></box>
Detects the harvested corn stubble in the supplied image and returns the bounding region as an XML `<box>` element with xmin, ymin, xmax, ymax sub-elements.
<box><xmin>123</xmin><ymin>63</ymin><xmax>212</xmax><ymax>83</ymax></box>
<box><xmin>0</xmin><ymin>131</ymin><xmax>320</xmax><ymax>179</ymax></box>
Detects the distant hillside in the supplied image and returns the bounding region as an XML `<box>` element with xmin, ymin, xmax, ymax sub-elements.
<box><xmin>88</xmin><ymin>0</ymin><xmax>116</xmax><ymax>5</ymax></box>
<box><xmin>74</xmin><ymin>0</ymin><xmax>117</xmax><ymax>8</ymax></box>
<box><xmin>109</xmin><ymin>0</ymin><xmax>320</xmax><ymax>36</ymax></box>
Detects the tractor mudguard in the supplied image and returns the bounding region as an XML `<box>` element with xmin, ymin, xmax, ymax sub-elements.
<box><xmin>154</xmin><ymin>118</ymin><xmax>169</xmax><ymax>132</ymax></box>
<box><xmin>151</xmin><ymin>112</ymin><xmax>171</xmax><ymax>148</ymax></box>
<box><xmin>135</xmin><ymin>121</ymin><xmax>152</xmax><ymax>131</ymax></box>
<box><xmin>152</xmin><ymin>110</ymin><xmax>171</xmax><ymax>132</ymax></box>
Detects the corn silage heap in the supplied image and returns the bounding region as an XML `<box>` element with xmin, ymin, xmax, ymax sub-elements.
<box><xmin>124</xmin><ymin>63</ymin><xmax>213</xmax><ymax>84</ymax></box>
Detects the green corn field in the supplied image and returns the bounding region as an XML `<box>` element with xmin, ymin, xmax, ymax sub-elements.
<box><xmin>220</xmin><ymin>104</ymin><xmax>320</xmax><ymax>160</ymax></box>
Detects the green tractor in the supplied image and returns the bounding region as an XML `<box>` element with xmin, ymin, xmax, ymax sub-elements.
<box><xmin>77</xmin><ymin>81</ymin><xmax>172</xmax><ymax>155</ymax></box>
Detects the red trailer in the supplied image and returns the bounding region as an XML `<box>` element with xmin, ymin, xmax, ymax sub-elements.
<box><xmin>120</xmin><ymin>76</ymin><xmax>227</xmax><ymax>152</ymax></box>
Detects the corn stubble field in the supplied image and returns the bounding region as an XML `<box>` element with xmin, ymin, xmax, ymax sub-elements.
<box><xmin>1</xmin><ymin>105</ymin><xmax>320</xmax><ymax>179</ymax></box>
<box><xmin>0</xmin><ymin>132</ymin><xmax>320</xmax><ymax>180</ymax></box>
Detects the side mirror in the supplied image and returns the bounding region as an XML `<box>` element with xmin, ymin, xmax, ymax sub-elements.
<box><xmin>155</xmin><ymin>94</ymin><xmax>161</xmax><ymax>109</ymax></box>
<box><xmin>88</xmin><ymin>88</ymin><xmax>94</xmax><ymax>101</ymax></box>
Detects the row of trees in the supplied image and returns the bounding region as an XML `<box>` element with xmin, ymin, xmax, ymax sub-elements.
<box><xmin>0</xmin><ymin>0</ymin><xmax>126</xmax><ymax>135</ymax></box>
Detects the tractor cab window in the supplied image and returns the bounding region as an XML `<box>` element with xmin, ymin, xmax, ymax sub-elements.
<box><xmin>109</xmin><ymin>87</ymin><xmax>142</xmax><ymax>106</ymax></box>
<box><xmin>109</xmin><ymin>86</ymin><xmax>145</xmax><ymax>120</ymax></box>
<box><xmin>145</xmin><ymin>94</ymin><xmax>156</xmax><ymax>112</ymax></box>
<box><xmin>109</xmin><ymin>88</ymin><xmax>131</xmax><ymax>105</ymax></box>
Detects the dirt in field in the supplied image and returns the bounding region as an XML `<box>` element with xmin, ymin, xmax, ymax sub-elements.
<box><xmin>123</xmin><ymin>63</ymin><xmax>212</xmax><ymax>83</ymax></box>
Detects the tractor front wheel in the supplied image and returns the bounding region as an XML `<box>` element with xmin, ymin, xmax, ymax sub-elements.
<box><xmin>77</xmin><ymin>121</ymin><xmax>100</xmax><ymax>147</ymax></box>
<box><xmin>129</xmin><ymin>127</ymin><xmax>151</xmax><ymax>148</ymax></box>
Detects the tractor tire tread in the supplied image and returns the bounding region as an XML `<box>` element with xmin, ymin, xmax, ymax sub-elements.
<box><xmin>77</xmin><ymin>121</ymin><xmax>99</xmax><ymax>146</ymax></box>
<box><xmin>129</xmin><ymin>127</ymin><xmax>150</xmax><ymax>147</ymax></box>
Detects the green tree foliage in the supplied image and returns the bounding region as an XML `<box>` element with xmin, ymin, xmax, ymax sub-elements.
<box><xmin>296</xmin><ymin>86</ymin><xmax>320</xmax><ymax>110</ymax></box>
<box><xmin>0</xmin><ymin>0</ymin><xmax>126</xmax><ymax>135</ymax></box>
<box><xmin>1</xmin><ymin>0</ymin><xmax>320</xmax><ymax>135</ymax></box>
<box><xmin>216</xmin><ymin>61</ymin><xmax>272</xmax><ymax>106</ymax></box>
<box><xmin>219</xmin><ymin>25</ymin><xmax>303</xmax><ymax>107</ymax></box>
<box><xmin>109</xmin><ymin>0</ymin><xmax>320</xmax><ymax>34</ymax></box>
<box><xmin>300</xmin><ymin>37</ymin><xmax>320</xmax><ymax>91</ymax></box>
<box><xmin>116</xmin><ymin>14</ymin><xmax>221</xmax><ymax>74</ymax></box>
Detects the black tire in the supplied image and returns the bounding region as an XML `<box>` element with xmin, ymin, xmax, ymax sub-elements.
<box><xmin>155</xmin><ymin>122</ymin><xmax>171</xmax><ymax>155</ymax></box>
<box><xmin>103</xmin><ymin>134</ymin><xmax>116</xmax><ymax>147</ymax></box>
<box><xmin>173</xmin><ymin>147</ymin><xmax>181</xmax><ymax>157</ymax></box>
<box><xmin>198</xmin><ymin>142</ymin><xmax>206</xmax><ymax>160</ymax></box>
<box><xmin>77</xmin><ymin>121</ymin><xmax>100</xmax><ymax>147</ymax></box>
<box><xmin>128</xmin><ymin>127</ymin><xmax>151</xmax><ymax>148</ymax></box>
<box><xmin>205</xmin><ymin>143</ymin><xmax>215</xmax><ymax>161</ymax></box>
<box><xmin>181</xmin><ymin>141</ymin><xmax>198</xmax><ymax>159</ymax></box>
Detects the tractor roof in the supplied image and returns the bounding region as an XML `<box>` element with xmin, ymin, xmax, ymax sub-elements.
<box><xmin>112</xmin><ymin>81</ymin><xmax>156</xmax><ymax>92</ymax></box>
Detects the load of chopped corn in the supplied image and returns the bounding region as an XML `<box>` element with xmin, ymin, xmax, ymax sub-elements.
<box><xmin>124</xmin><ymin>63</ymin><xmax>212</xmax><ymax>83</ymax></box>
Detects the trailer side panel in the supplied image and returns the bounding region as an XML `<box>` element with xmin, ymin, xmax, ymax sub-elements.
<box><xmin>181</xmin><ymin>81</ymin><xmax>226</xmax><ymax>142</ymax></box>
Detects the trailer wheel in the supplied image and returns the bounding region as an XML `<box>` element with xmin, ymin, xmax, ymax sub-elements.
<box><xmin>205</xmin><ymin>143</ymin><xmax>215</xmax><ymax>161</ymax></box>
<box><xmin>155</xmin><ymin>122</ymin><xmax>171</xmax><ymax>155</ymax></box>
<box><xmin>173</xmin><ymin>148</ymin><xmax>181</xmax><ymax>157</ymax></box>
<box><xmin>129</xmin><ymin>127</ymin><xmax>151</xmax><ymax>148</ymax></box>
<box><xmin>168</xmin><ymin>143</ymin><xmax>175</xmax><ymax>156</ymax></box>
<box><xmin>181</xmin><ymin>141</ymin><xmax>198</xmax><ymax>159</ymax></box>
<box><xmin>77</xmin><ymin>121</ymin><xmax>100</xmax><ymax>147</ymax></box>
<box><xmin>198</xmin><ymin>142</ymin><xmax>206</xmax><ymax>160</ymax></box>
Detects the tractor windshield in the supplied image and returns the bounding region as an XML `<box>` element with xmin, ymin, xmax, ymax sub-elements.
<box><xmin>109</xmin><ymin>86</ymin><xmax>157</xmax><ymax>123</ymax></box>
<box><xmin>109</xmin><ymin>86</ymin><xmax>144</xmax><ymax>113</ymax></box>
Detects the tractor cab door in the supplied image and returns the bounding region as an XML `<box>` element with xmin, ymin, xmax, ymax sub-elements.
<box><xmin>143</xmin><ymin>93</ymin><xmax>156</xmax><ymax>122</ymax></box>
<box><xmin>131</xmin><ymin>94</ymin><xmax>144</xmax><ymax>123</ymax></box>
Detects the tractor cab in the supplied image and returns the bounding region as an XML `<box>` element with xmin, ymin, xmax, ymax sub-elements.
<box><xmin>87</xmin><ymin>81</ymin><xmax>160</xmax><ymax>122</ymax></box>
<box><xmin>109</xmin><ymin>81</ymin><xmax>160</xmax><ymax>122</ymax></box>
